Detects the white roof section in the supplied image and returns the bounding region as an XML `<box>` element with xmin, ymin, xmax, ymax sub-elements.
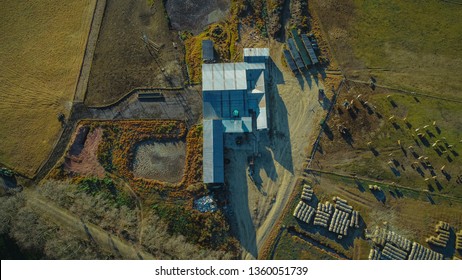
<box><xmin>202</xmin><ymin>63</ymin><xmax>247</xmax><ymax>91</ymax></box>
<box><xmin>245</xmin><ymin>62</ymin><xmax>266</xmax><ymax>70</ymax></box>
<box><xmin>222</xmin><ymin>118</ymin><xmax>252</xmax><ymax>133</ymax></box>
<box><xmin>244</xmin><ymin>48</ymin><xmax>270</xmax><ymax>58</ymax></box>
<box><xmin>257</xmin><ymin>108</ymin><xmax>268</xmax><ymax>130</ymax></box>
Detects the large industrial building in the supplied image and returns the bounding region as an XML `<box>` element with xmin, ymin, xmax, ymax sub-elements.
<box><xmin>202</xmin><ymin>48</ymin><xmax>270</xmax><ymax>184</ymax></box>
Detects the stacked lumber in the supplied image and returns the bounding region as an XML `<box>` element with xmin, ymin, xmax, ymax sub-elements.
<box><xmin>456</xmin><ymin>229</ymin><xmax>462</xmax><ymax>250</ymax></box>
<box><xmin>313</xmin><ymin>201</ymin><xmax>333</xmax><ymax>227</ymax></box>
<box><xmin>381</xmin><ymin>242</ymin><xmax>408</xmax><ymax>260</ymax></box>
<box><xmin>369</xmin><ymin>227</ymin><xmax>412</xmax><ymax>252</ymax></box>
<box><xmin>293</xmin><ymin>201</ymin><xmax>316</xmax><ymax>224</ymax></box>
<box><xmin>328</xmin><ymin>209</ymin><xmax>350</xmax><ymax>236</ymax></box>
<box><xmin>333</xmin><ymin>196</ymin><xmax>353</xmax><ymax>213</ymax></box>
<box><xmin>368</xmin><ymin>248</ymin><xmax>381</xmax><ymax>260</ymax></box>
<box><xmin>370</xmin><ymin>226</ymin><xmax>387</xmax><ymax>247</ymax></box>
<box><xmin>426</xmin><ymin>221</ymin><xmax>450</xmax><ymax>247</ymax></box>
<box><xmin>408</xmin><ymin>242</ymin><xmax>443</xmax><ymax>260</ymax></box>
<box><xmin>385</xmin><ymin>230</ymin><xmax>412</xmax><ymax>252</ymax></box>
<box><xmin>349</xmin><ymin>210</ymin><xmax>360</xmax><ymax>228</ymax></box>
<box><xmin>301</xmin><ymin>184</ymin><xmax>314</xmax><ymax>201</ymax></box>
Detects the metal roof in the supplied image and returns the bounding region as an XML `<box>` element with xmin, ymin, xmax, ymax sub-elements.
<box><xmin>291</xmin><ymin>29</ymin><xmax>311</xmax><ymax>67</ymax></box>
<box><xmin>257</xmin><ymin>107</ymin><xmax>268</xmax><ymax>130</ymax></box>
<box><xmin>244</xmin><ymin>48</ymin><xmax>269</xmax><ymax>58</ymax></box>
<box><xmin>202</xmin><ymin>63</ymin><xmax>247</xmax><ymax>91</ymax></box>
<box><xmin>203</xmin><ymin>119</ymin><xmax>224</xmax><ymax>183</ymax></box>
<box><xmin>301</xmin><ymin>34</ymin><xmax>319</xmax><ymax>64</ymax></box>
<box><xmin>283</xmin><ymin>49</ymin><xmax>298</xmax><ymax>72</ymax></box>
<box><xmin>202</xmin><ymin>40</ymin><xmax>214</xmax><ymax>62</ymax></box>
<box><xmin>201</xmin><ymin>48</ymin><xmax>270</xmax><ymax>184</ymax></box>
<box><xmin>287</xmin><ymin>38</ymin><xmax>304</xmax><ymax>70</ymax></box>
<box><xmin>222</xmin><ymin>118</ymin><xmax>252</xmax><ymax>133</ymax></box>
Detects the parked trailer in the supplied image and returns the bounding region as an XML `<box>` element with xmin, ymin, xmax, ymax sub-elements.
<box><xmin>283</xmin><ymin>49</ymin><xmax>298</xmax><ymax>72</ymax></box>
<box><xmin>290</xmin><ymin>29</ymin><xmax>311</xmax><ymax>68</ymax></box>
<box><xmin>287</xmin><ymin>38</ymin><xmax>305</xmax><ymax>71</ymax></box>
<box><xmin>301</xmin><ymin>34</ymin><xmax>319</xmax><ymax>64</ymax></box>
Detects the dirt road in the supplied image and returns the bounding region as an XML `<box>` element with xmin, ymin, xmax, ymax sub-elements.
<box><xmin>24</xmin><ymin>189</ymin><xmax>154</xmax><ymax>259</ymax></box>
<box><xmin>226</xmin><ymin>41</ymin><xmax>326</xmax><ymax>259</ymax></box>
<box><xmin>74</xmin><ymin>0</ymin><xmax>107</xmax><ymax>102</ymax></box>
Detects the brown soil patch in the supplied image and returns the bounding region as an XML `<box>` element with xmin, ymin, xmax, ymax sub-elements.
<box><xmin>132</xmin><ymin>140</ymin><xmax>186</xmax><ymax>183</ymax></box>
<box><xmin>64</xmin><ymin>126</ymin><xmax>105</xmax><ymax>178</ymax></box>
<box><xmin>85</xmin><ymin>0</ymin><xmax>183</xmax><ymax>106</ymax></box>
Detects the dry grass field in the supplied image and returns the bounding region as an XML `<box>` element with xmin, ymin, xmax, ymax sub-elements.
<box><xmin>0</xmin><ymin>0</ymin><xmax>96</xmax><ymax>176</ymax></box>
<box><xmin>317</xmin><ymin>81</ymin><xmax>462</xmax><ymax>197</ymax></box>
<box><xmin>312</xmin><ymin>0</ymin><xmax>462</xmax><ymax>99</ymax></box>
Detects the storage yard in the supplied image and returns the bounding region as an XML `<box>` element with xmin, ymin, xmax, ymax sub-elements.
<box><xmin>1</xmin><ymin>0</ymin><xmax>461</xmax><ymax>262</ymax></box>
<box><xmin>264</xmin><ymin>174</ymin><xmax>462</xmax><ymax>260</ymax></box>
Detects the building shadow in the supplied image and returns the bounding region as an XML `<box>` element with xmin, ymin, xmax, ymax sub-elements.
<box><xmin>255</xmin><ymin>145</ymin><xmax>278</xmax><ymax>182</ymax></box>
<box><xmin>267</xmin><ymin>59</ymin><xmax>294</xmax><ymax>174</ymax></box>
<box><xmin>224</xmin><ymin>151</ymin><xmax>258</xmax><ymax>258</ymax></box>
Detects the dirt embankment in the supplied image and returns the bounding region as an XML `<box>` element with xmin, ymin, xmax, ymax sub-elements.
<box><xmin>64</xmin><ymin>126</ymin><xmax>105</xmax><ymax>178</ymax></box>
<box><xmin>165</xmin><ymin>0</ymin><xmax>230</xmax><ymax>34</ymax></box>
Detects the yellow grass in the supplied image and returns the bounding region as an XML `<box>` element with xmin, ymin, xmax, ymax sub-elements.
<box><xmin>0</xmin><ymin>0</ymin><xmax>96</xmax><ymax>176</ymax></box>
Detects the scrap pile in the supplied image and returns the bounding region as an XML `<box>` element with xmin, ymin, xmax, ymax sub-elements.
<box><xmin>367</xmin><ymin>226</ymin><xmax>443</xmax><ymax>260</ymax></box>
<box><xmin>193</xmin><ymin>195</ymin><xmax>217</xmax><ymax>213</ymax></box>
<box><xmin>409</xmin><ymin>242</ymin><xmax>444</xmax><ymax>260</ymax></box>
<box><xmin>313</xmin><ymin>201</ymin><xmax>333</xmax><ymax>227</ymax></box>
<box><xmin>456</xmin><ymin>229</ymin><xmax>462</xmax><ymax>250</ymax></box>
<box><xmin>426</xmin><ymin>221</ymin><xmax>450</xmax><ymax>247</ymax></box>
<box><xmin>293</xmin><ymin>201</ymin><xmax>316</xmax><ymax>224</ymax></box>
<box><xmin>300</xmin><ymin>184</ymin><xmax>313</xmax><ymax>201</ymax></box>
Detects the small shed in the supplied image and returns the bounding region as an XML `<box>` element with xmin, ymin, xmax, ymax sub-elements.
<box><xmin>202</xmin><ymin>40</ymin><xmax>214</xmax><ymax>62</ymax></box>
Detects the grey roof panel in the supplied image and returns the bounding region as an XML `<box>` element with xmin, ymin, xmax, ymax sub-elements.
<box><xmin>283</xmin><ymin>50</ymin><xmax>298</xmax><ymax>72</ymax></box>
<box><xmin>202</xmin><ymin>40</ymin><xmax>214</xmax><ymax>61</ymax></box>
<box><xmin>301</xmin><ymin>34</ymin><xmax>319</xmax><ymax>64</ymax></box>
<box><xmin>291</xmin><ymin>29</ymin><xmax>311</xmax><ymax>67</ymax></box>
<box><xmin>203</xmin><ymin>120</ymin><xmax>224</xmax><ymax>183</ymax></box>
<box><xmin>287</xmin><ymin>38</ymin><xmax>304</xmax><ymax>70</ymax></box>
